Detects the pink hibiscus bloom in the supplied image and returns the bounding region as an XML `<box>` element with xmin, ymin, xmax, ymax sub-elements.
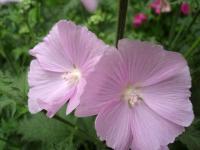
<box><xmin>28</xmin><ymin>20</ymin><xmax>108</xmax><ymax>117</ymax></box>
<box><xmin>76</xmin><ymin>39</ymin><xmax>194</xmax><ymax>149</ymax></box>
<box><xmin>181</xmin><ymin>2</ymin><xmax>190</xmax><ymax>15</ymax></box>
<box><xmin>81</xmin><ymin>0</ymin><xmax>98</xmax><ymax>12</ymax></box>
<box><xmin>133</xmin><ymin>13</ymin><xmax>147</xmax><ymax>28</ymax></box>
<box><xmin>150</xmin><ymin>0</ymin><xmax>171</xmax><ymax>14</ymax></box>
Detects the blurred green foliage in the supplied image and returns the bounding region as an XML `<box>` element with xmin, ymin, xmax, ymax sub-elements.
<box><xmin>0</xmin><ymin>0</ymin><xmax>200</xmax><ymax>149</ymax></box>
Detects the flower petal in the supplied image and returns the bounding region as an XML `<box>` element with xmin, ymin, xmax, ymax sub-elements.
<box><xmin>28</xmin><ymin>60</ymin><xmax>75</xmax><ymax>117</ymax></box>
<box><xmin>28</xmin><ymin>97</ymin><xmax>42</xmax><ymax>114</ymax></box>
<box><xmin>28</xmin><ymin>60</ymin><xmax>64</xmax><ymax>114</ymax></box>
<box><xmin>38</xmin><ymin>85</ymin><xmax>75</xmax><ymax>117</ymax></box>
<box><xmin>75</xmin><ymin>49</ymin><xmax>125</xmax><ymax>117</ymax></box>
<box><xmin>118</xmin><ymin>39</ymin><xmax>187</xmax><ymax>87</ymax></box>
<box><xmin>95</xmin><ymin>101</ymin><xmax>132</xmax><ymax>150</ymax></box>
<box><xmin>81</xmin><ymin>0</ymin><xmax>98</xmax><ymax>12</ymax></box>
<box><xmin>57</xmin><ymin>20</ymin><xmax>108</xmax><ymax>76</ymax></box>
<box><xmin>30</xmin><ymin>21</ymin><xmax>73</xmax><ymax>72</ymax></box>
<box><xmin>28</xmin><ymin>60</ymin><xmax>63</xmax><ymax>87</ymax></box>
<box><xmin>130</xmin><ymin>102</ymin><xmax>184</xmax><ymax>150</ymax></box>
<box><xmin>141</xmin><ymin>66</ymin><xmax>194</xmax><ymax>126</ymax></box>
<box><xmin>66</xmin><ymin>79</ymin><xmax>86</xmax><ymax>114</ymax></box>
<box><xmin>159</xmin><ymin>146</ymin><xmax>169</xmax><ymax>150</ymax></box>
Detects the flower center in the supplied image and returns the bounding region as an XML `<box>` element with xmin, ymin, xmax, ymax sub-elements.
<box><xmin>121</xmin><ymin>85</ymin><xmax>142</xmax><ymax>108</ymax></box>
<box><xmin>62</xmin><ymin>68</ymin><xmax>81</xmax><ymax>85</ymax></box>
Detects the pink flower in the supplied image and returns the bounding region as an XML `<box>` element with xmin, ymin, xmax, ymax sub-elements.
<box><xmin>28</xmin><ymin>20</ymin><xmax>108</xmax><ymax>117</ymax></box>
<box><xmin>150</xmin><ymin>0</ymin><xmax>171</xmax><ymax>14</ymax></box>
<box><xmin>81</xmin><ymin>0</ymin><xmax>98</xmax><ymax>12</ymax></box>
<box><xmin>76</xmin><ymin>39</ymin><xmax>194</xmax><ymax>149</ymax></box>
<box><xmin>181</xmin><ymin>2</ymin><xmax>190</xmax><ymax>15</ymax></box>
<box><xmin>133</xmin><ymin>13</ymin><xmax>147</xmax><ymax>28</ymax></box>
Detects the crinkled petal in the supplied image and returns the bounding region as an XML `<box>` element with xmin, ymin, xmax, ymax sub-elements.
<box><xmin>75</xmin><ymin>49</ymin><xmax>126</xmax><ymax>117</ymax></box>
<box><xmin>141</xmin><ymin>66</ymin><xmax>194</xmax><ymax>126</ymax></box>
<box><xmin>159</xmin><ymin>146</ymin><xmax>169</xmax><ymax>150</ymax></box>
<box><xmin>28</xmin><ymin>60</ymin><xmax>64</xmax><ymax>113</ymax></box>
<box><xmin>28</xmin><ymin>60</ymin><xmax>63</xmax><ymax>87</ymax></box>
<box><xmin>30</xmin><ymin>20</ymin><xmax>107</xmax><ymax>74</ymax></box>
<box><xmin>66</xmin><ymin>79</ymin><xmax>86</xmax><ymax>114</ymax></box>
<box><xmin>95</xmin><ymin>101</ymin><xmax>131</xmax><ymax>150</ymax></box>
<box><xmin>81</xmin><ymin>0</ymin><xmax>98</xmax><ymax>12</ymax></box>
<box><xmin>38</xmin><ymin>85</ymin><xmax>75</xmax><ymax>117</ymax></box>
<box><xmin>57</xmin><ymin>20</ymin><xmax>108</xmax><ymax>76</ymax></box>
<box><xmin>28</xmin><ymin>60</ymin><xmax>75</xmax><ymax>117</ymax></box>
<box><xmin>30</xmin><ymin>22</ymin><xmax>73</xmax><ymax>72</ymax></box>
<box><xmin>118</xmin><ymin>39</ymin><xmax>187</xmax><ymax>87</ymax></box>
<box><xmin>130</xmin><ymin>102</ymin><xmax>184</xmax><ymax>150</ymax></box>
<box><xmin>28</xmin><ymin>97</ymin><xmax>42</xmax><ymax>114</ymax></box>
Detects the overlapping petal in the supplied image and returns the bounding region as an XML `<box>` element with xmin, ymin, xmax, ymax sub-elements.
<box><xmin>28</xmin><ymin>20</ymin><xmax>108</xmax><ymax>116</ymax></box>
<box><xmin>57</xmin><ymin>20</ymin><xmax>108</xmax><ymax>76</ymax></box>
<box><xmin>28</xmin><ymin>60</ymin><xmax>75</xmax><ymax>117</ymax></box>
<box><xmin>77</xmin><ymin>39</ymin><xmax>193</xmax><ymax>150</ymax></box>
<box><xmin>118</xmin><ymin>39</ymin><xmax>187</xmax><ymax>87</ymax></box>
<box><xmin>76</xmin><ymin>49</ymin><xmax>126</xmax><ymax>117</ymax></box>
<box><xmin>95</xmin><ymin>101</ymin><xmax>132</xmax><ymax>150</ymax></box>
<box><xmin>141</xmin><ymin>66</ymin><xmax>193</xmax><ymax>126</ymax></box>
<box><xmin>130</xmin><ymin>102</ymin><xmax>184</xmax><ymax>150</ymax></box>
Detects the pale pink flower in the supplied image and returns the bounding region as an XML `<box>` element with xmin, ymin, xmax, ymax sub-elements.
<box><xmin>76</xmin><ymin>39</ymin><xmax>194</xmax><ymax>150</ymax></box>
<box><xmin>133</xmin><ymin>13</ymin><xmax>147</xmax><ymax>28</ymax></box>
<box><xmin>28</xmin><ymin>20</ymin><xmax>108</xmax><ymax>117</ymax></box>
<box><xmin>181</xmin><ymin>2</ymin><xmax>190</xmax><ymax>15</ymax></box>
<box><xmin>81</xmin><ymin>0</ymin><xmax>98</xmax><ymax>12</ymax></box>
<box><xmin>150</xmin><ymin>0</ymin><xmax>171</xmax><ymax>14</ymax></box>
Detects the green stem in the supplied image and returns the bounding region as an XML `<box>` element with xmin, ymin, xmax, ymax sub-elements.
<box><xmin>169</xmin><ymin>23</ymin><xmax>185</xmax><ymax>50</ymax></box>
<box><xmin>53</xmin><ymin>114</ymin><xmax>75</xmax><ymax>128</ymax></box>
<box><xmin>181</xmin><ymin>8</ymin><xmax>200</xmax><ymax>41</ymax></box>
<box><xmin>115</xmin><ymin>0</ymin><xmax>128</xmax><ymax>47</ymax></box>
<box><xmin>184</xmin><ymin>37</ymin><xmax>200</xmax><ymax>59</ymax></box>
<box><xmin>53</xmin><ymin>114</ymin><xmax>104</xmax><ymax>147</ymax></box>
<box><xmin>169</xmin><ymin>8</ymin><xmax>200</xmax><ymax>50</ymax></box>
<box><xmin>168</xmin><ymin>9</ymin><xmax>179</xmax><ymax>45</ymax></box>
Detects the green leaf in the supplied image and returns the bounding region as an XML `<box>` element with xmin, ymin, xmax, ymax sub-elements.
<box><xmin>179</xmin><ymin>119</ymin><xmax>200</xmax><ymax>150</ymax></box>
<box><xmin>17</xmin><ymin>113</ymin><xmax>71</xmax><ymax>144</ymax></box>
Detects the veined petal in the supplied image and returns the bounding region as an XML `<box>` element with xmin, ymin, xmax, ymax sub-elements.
<box><xmin>66</xmin><ymin>79</ymin><xmax>86</xmax><ymax>114</ymax></box>
<box><xmin>141</xmin><ymin>66</ymin><xmax>194</xmax><ymax>126</ymax></box>
<box><xmin>28</xmin><ymin>60</ymin><xmax>76</xmax><ymax>117</ymax></box>
<box><xmin>57</xmin><ymin>20</ymin><xmax>108</xmax><ymax>77</ymax></box>
<box><xmin>30</xmin><ymin>22</ymin><xmax>72</xmax><ymax>72</ymax></box>
<box><xmin>118</xmin><ymin>39</ymin><xmax>187</xmax><ymax>87</ymax></box>
<box><xmin>130</xmin><ymin>102</ymin><xmax>184</xmax><ymax>150</ymax></box>
<box><xmin>38</xmin><ymin>85</ymin><xmax>75</xmax><ymax>118</ymax></box>
<box><xmin>28</xmin><ymin>60</ymin><xmax>63</xmax><ymax>87</ymax></box>
<box><xmin>95</xmin><ymin>101</ymin><xmax>132</xmax><ymax>150</ymax></box>
<box><xmin>75</xmin><ymin>49</ymin><xmax>125</xmax><ymax>117</ymax></box>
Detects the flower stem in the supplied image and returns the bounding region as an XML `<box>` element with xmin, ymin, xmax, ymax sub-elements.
<box><xmin>115</xmin><ymin>0</ymin><xmax>128</xmax><ymax>47</ymax></box>
<box><xmin>53</xmin><ymin>114</ymin><xmax>105</xmax><ymax>147</ymax></box>
<box><xmin>53</xmin><ymin>114</ymin><xmax>75</xmax><ymax>128</ymax></box>
<box><xmin>184</xmin><ymin>37</ymin><xmax>200</xmax><ymax>59</ymax></box>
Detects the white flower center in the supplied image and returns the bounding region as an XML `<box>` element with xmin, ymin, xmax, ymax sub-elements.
<box><xmin>62</xmin><ymin>68</ymin><xmax>81</xmax><ymax>85</ymax></box>
<box><xmin>121</xmin><ymin>85</ymin><xmax>142</xmax><ymax>108</ymax></box>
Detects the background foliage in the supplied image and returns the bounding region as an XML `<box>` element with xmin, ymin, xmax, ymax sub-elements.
<box><xmin>0</xmin><ymin>0</ymin><xmax>200</xmax><ymax>149</ymax></box>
